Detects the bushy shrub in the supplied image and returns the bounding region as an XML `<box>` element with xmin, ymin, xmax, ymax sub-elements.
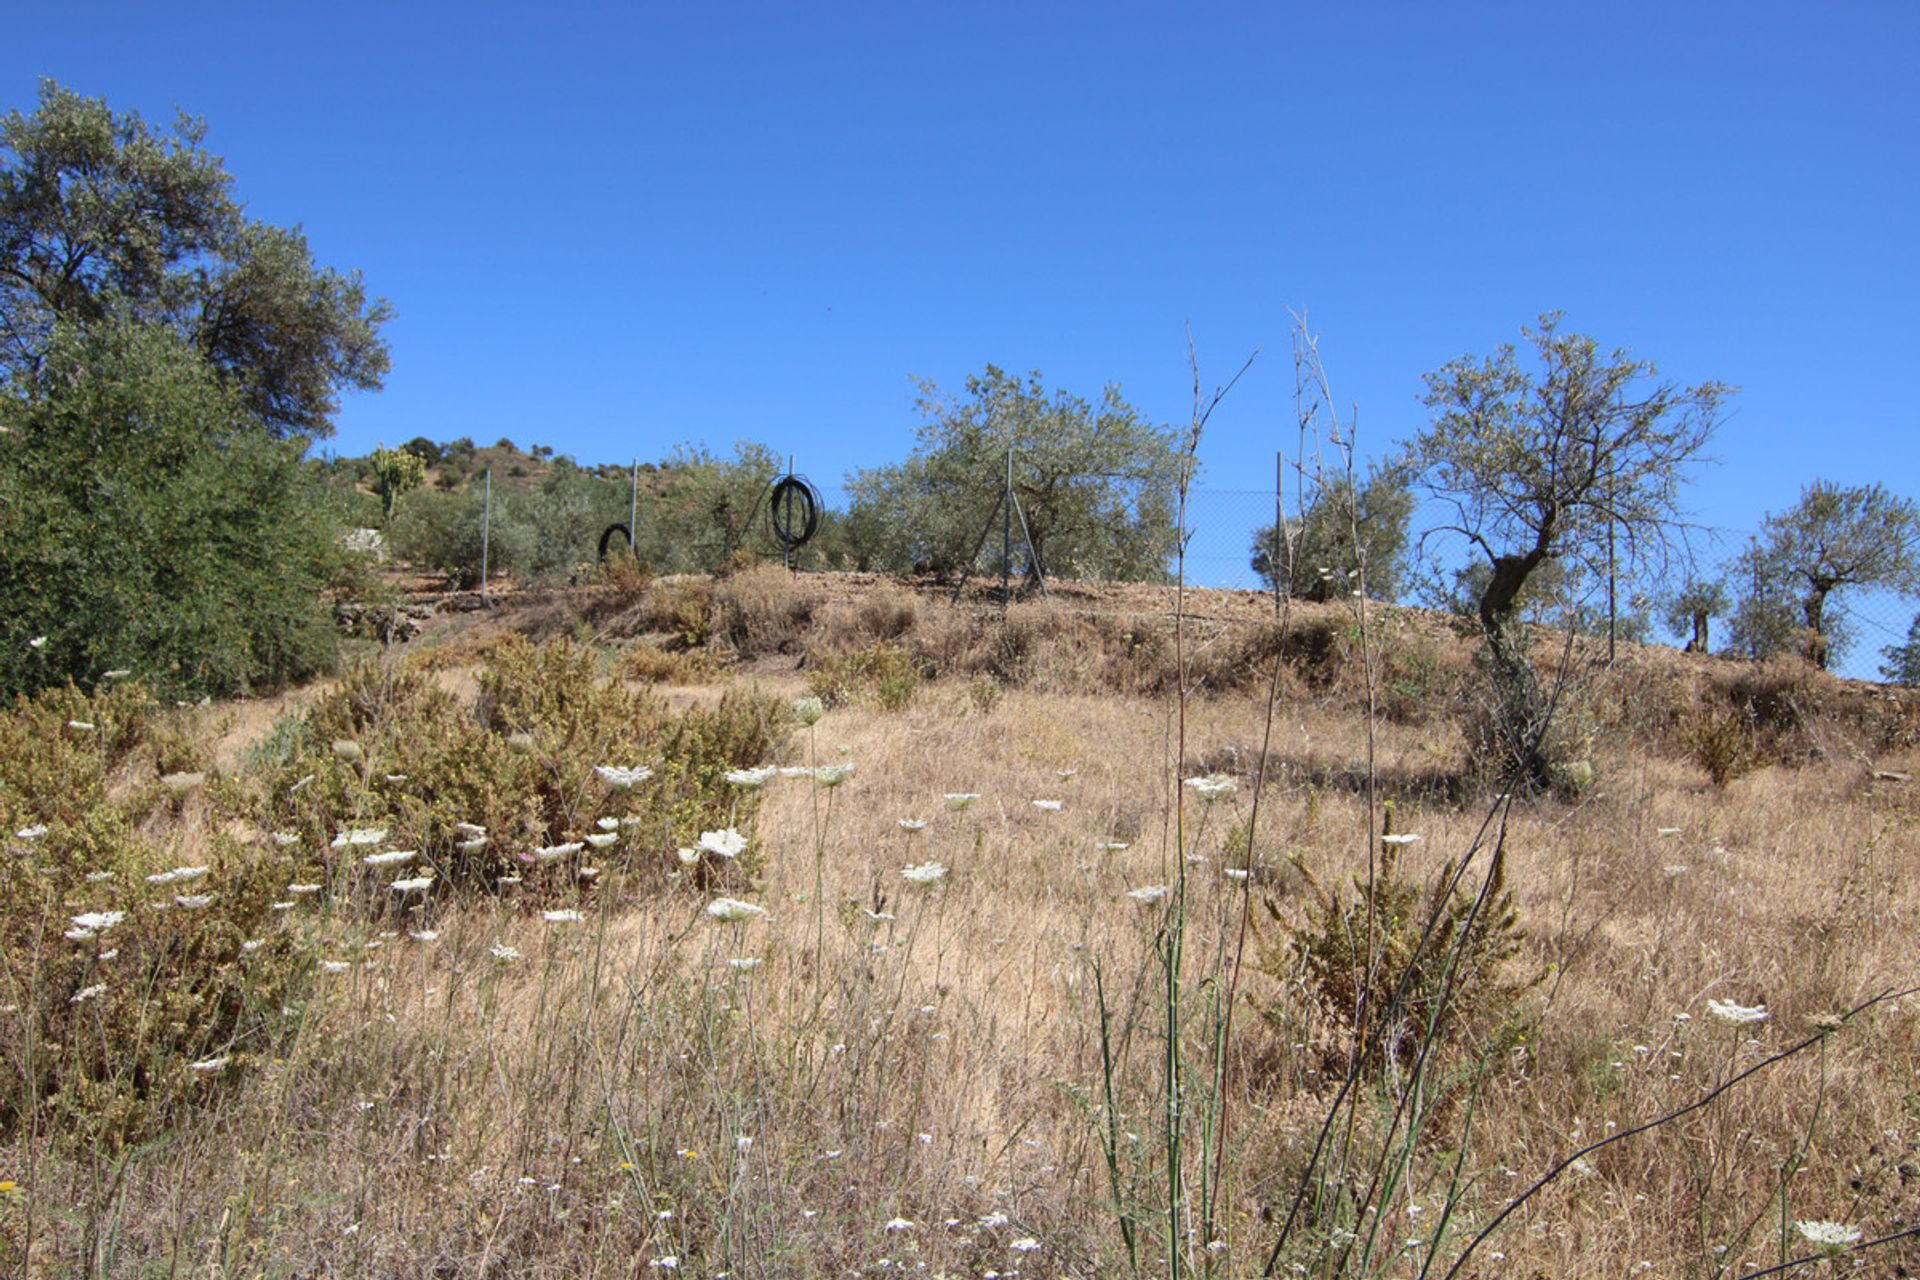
<box><xmin>0</xmin><ymin>683</ymin><xmax>313</xmax><ymax>1148</ymax></box>
<box><xmin>807</xmin><ymin>642</ymin><xmax>921</xmax><ymax>711</ymax></box>
<box><xmin>231</xmin><ymin>638</ymin><xmax>790</xmax><ymax>901</ymax></box>
<box><xmin>1265</xmin><ymin>810</ymin><xmax>1533</xmax><ymax>1077</ymax></box>
<box><xmin>0</xmin><ymin>317</ymin><xmax>345</xmax><ymax>701</ymax></box>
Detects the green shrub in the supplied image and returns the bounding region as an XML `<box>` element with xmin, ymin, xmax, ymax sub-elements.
<box><xmin>232</xmin><ymin>639</ymin><xmax>788</xmax><ymax>901</ymax></box>
<box><xmin>1266</xmin><ymin>809</ymin><xmax>1533</xmax><ymax>1077</ymax></box>
<box><xmin>0</xmin><ymin>317</ymin><xmax>343</xmax><ymax>701</ymax></box>
<box><xmin>0</xmin><ymin>685</ymin><xmax>313</xmax><ymax>1148</ymax></box>
<box><xmin>807</xmin><ymin>642</ymin><xmax>921</xmax><ymax>711</ymax></box>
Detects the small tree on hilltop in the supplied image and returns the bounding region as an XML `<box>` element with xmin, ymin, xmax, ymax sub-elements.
<box><xmin>370</xmin><ymin>443</ymin><xmax>426</xmax><ymax>522</ymax></box>
<box><xmin>845</xmin><ymin>366</ymin><xmax>1181</xmax><ymax>582</ymax></box>
<box><xmin>1409</xmin><ymin>313</ymin><xmax>1731</xmax><ymax>787</ymax></box>
<box><xmin>1664</xmin><ymin>576</ymin><xmax>1728</xmax><ymax>653</ymax></box>
<box><xmin>1749</xmin><ymin>481</ymin><xmax>1920</xmax><ymax>670</ymax></box>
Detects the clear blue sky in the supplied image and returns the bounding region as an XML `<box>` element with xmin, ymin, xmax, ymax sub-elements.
<box><xmin>8</xmin><ymin>4</ymin><xmax>1918</xmax><ymax>656</ymax></box>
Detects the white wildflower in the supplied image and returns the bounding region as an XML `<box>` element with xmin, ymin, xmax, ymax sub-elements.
<box><xmin>1183</xmin><ymin>775</ymin><xmax>1235</xmax><ymax>802</ymax></box>
<box><xmin>84</xmin><ymin>870</ymin><xmax>114</xmax><ymax>882</ymax></box>
<box><xmin>778</xmin><ymin>765</ymin><xmax>814</xmax><ymax>778</ymax></box>
<box><xmin>68</xmin><ymin>719</ymin><xmax>95</xmax><ymax>731</ymax></box>
<box><xmin>727</xmin><ymin>957</ymin><xmax>761</xmax><ymax>970</ymax></box>
<box><xmin>706</xmin><ymin>898</ymin><xmax>768</xmax><ymax>923</ymax></box>
<box><xmin>70</xmin><ymin>911</ymin><xmax>126</xmax><ymax>934</ymax></box>
<box><xmin>792</xmin><ymin>696</ymin><xmax>825</xmax><ymax>725</ymax></box>
<box><xmin>390</xmin><ymin>875</ymin><xmax>434</xmax><ymax>894</ymax></box>
<box><xmin>287</xmin><ymin>883</ymin><xmax>322</xmax><ymax>895</ymax></box>
<box><xmin>28</xmin><ymin>635</ymin><xmax>46</xmax><ymax>650</ymax></box>
<box><xmin>1656</xmin><ymin>827</ymin><xmax>1682</xmax><ymax>837</ymax></box>
<box><xmin>1664</xmin><ymin>864</ymin><xmax>1689</xmax><ymax>876</ymax></box>
<box><xmin>676</xmin><ymin>846</ymin><xmax>701</xmax><ymax>865</ymax></box>
<box><xmin>455</xmin><ymin>821</ymin><xmax>487</xmax><ymax>836</ymax></box>
<box><xmin>270</xmin><ymin>831</ymin><xmax>299</xmax><ymax>847</ymax></box>
<box><xmin>533</xmin><ymin>841</ymin><xmax>582</xmax><ymax>862</ymax></box>
<box><xmin>331</xmin><ymin>827</ymin><xmax>387</xmax><ymax>849</ymax></box>
<box><xmin>174</xmin><ymin>893</ymin><xmax>213</xmax><ymax>909</ymax></box>
<box><xmin>725</xmin><ymin>766</ymin><xmax>776</xmax><ymax>787</ymax></box>
<box><xmin>362</xmin><ymin>848</ymin><xmax>418</xmax><ymax>867</ymax></box>
<box><xmin>270</xmin><ymin>901</ymin><xmax>294</xmax><ymax>911</ymax></box>
<box><xmin>884</xmin><ymin>1217</ymin><xmax>915</xmax><ymax>1232</ymax></box>
<box><xmin>585</xmin><ymin>832</ymin><xmax>618</xmax><ymax>849</ymax></box>
<box><xmin>70</xmin><ymin>983</ymin><xmax>106</xmax><ymax>1004</ymax></box>
<box><xmin>384</xmin><ymin>774</ymin><xmax>408</xmax><ymax>783</ymax></box>
<box><xmin>146</xmin><ymin>865</ymin><xmax>209</xmax><ymax>885</ymax></box>
<box><xmin>901</xmin><ymin>860</ymin><xmax>948</xmax><ymax>886</ymax></box>
<box><xmin>456</xmin><ymin>837</ymin><xmax>488</xmax><ymax>852</ymax></box>
<box><xmin>241</xmin><ymin>939</ymin><xmax>264</xmax><ymax>953</ymax></box>
<box><xmin>1010</xmin><ymin>1237</ymin><xmax>1041</xmax><ymax>1253</ymax></box>
<box><xmin>1032</xmin><ymin>799</ymin><xmax>1063</xmax><ymax>812</ymax></box>
<box><xmin>897</xmin><ymin>819</ymin><xmax>927</xmax><ymax>833</ymax></box>
<box><xmin>103</xmin><ymin>668</ymin><xmax>132</xmax><ymax>679</ymax></box>
<box><xmin>698</xmin><ymin>828</ymin><xmax>748</xmax><ymax>859</ymax></box>
<box><xmin>1225</xmin><ymin>867</ymin><xmax>1251</xmax><ymax>881</ymax></box>
<box><xmin>812</xmin><ymin>763</ymin><xmax>854</xmax><ymax>787</ymax></box>
<box><xmin>15</xmin><ymin>824</ymin><xmax>48</xmax><ymax>840</ymax></box>
<box><xmin>1380</xmin><ymin>833</ymin><xmax>1422</xmax><ymax>846</ymax></box>
<box><xmin>409</xmin><ymin>929</ymin><xmax>439</xmax><ymax>942</ymax></box>
<box><xmin>1128</xmin><ymin>884</ymin><xmax>1170</xmax><ymax>904</ymax></box>
<box><xmin>595</xmin><ymin>765</ymin><xmax>653</xmax><ymax>789</ymax></box>
<box><xmin>595</xmin><ymin>817</ymin><xmax>620</xmax><ymax>830</ymax></box>
<box><xmin>543</xmin><ymin>909</ymin><xmax>584</xmax><ymax>924</ymax></box>
<box><xmin>1095</xmin><ymin>840</ymin><xmax>1130</xmax><ymax>852</ymax></box>
<box><xmin>1706</xmin><ymin>998</ymin><xmax>1770</xmax><ymax>1025</ymax></box>
<box><xmin>978</xmin><ymin>1211</ymin><xmax>1010</xmax><ymax>1229</ymax></box>
<box><xmin>490</xmin><ymin>944</ymin><xmax>520</xmax><ymax>963</ymax></box>
<box><xmin>944</xmin><ymin>792</ymin><xmax>980</xmax><ymax>809</ymax></box>
<box><xmin>319</xmin><ymin>960</ymin><xmax>352</xmax><ymax>974</ymax></box>
<box><xmin>189</xmin><ymin>1056</ymin><xmax>230</xmax><ymax>1073</ymax></box>
<box><xmin>1795</xmin><ymin>1220</ymin><xmax>1862</xmax><ymax>1252</ymax></box>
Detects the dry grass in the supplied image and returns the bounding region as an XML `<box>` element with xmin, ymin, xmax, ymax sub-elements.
<box><xmin>6</xmin><ymin>579</ymin><xmax>1920</xmax><ymax>1277</ymax></box>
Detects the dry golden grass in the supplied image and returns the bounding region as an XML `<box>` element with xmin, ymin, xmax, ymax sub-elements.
<box><xmin>6</xmin><ymin>580</ymin><xmax>1920</xmax><ymax>1277</ymax></box>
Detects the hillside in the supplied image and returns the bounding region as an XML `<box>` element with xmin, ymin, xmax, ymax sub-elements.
<box><xmin>4</xmin><ymin>569</ymin><xmax>1918</xmax><ymax>1277</ymax></box>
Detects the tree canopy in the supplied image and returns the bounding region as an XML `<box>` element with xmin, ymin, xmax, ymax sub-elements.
<box><xmin>844</xmin><ymin>366</ymin><xmax>1181</xmax><ymax>582</ymax></box>
<box><xmin>0</xmin><ymin>80</ymin><xmax>389</xmax><ymax>437</ymax></box>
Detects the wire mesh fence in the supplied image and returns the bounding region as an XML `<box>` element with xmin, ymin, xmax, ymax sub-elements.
<box><xmin>453</xmin><ymin>465</ymin><xmax>1919</xmax><ymax>685</ymax></box>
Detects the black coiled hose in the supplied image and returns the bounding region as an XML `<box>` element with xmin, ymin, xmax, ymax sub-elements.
<box><xmin>769</xmin><ymin>475</ymin><xmax>822</xmax><ymax>550</ymax></box>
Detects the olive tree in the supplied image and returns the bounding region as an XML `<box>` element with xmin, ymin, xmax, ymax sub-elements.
<box><xmin>1410</xmin><ymin>313</ymin><xmax>1731</xmax><ymax>786</ymax></box>
<box><xmin>1746</xmin><ymin>481</ymin><xmax>1920</xmax><ymax>669</ymax></box>
<box><xmin>844</xmin><ymin>366</ymin><xmax>1181</xmax><ymax>582</ymax></box>
<box><xmin>1249</xmin><ymin>461</ymin><xmax>1414</xmax><ymax>602</ymax></box>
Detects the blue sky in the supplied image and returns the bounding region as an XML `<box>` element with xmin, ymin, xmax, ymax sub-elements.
<box><xmin>7</xmin><ymin>4</ymin><xmax>1918</xmax><ymax>661</ymax></box>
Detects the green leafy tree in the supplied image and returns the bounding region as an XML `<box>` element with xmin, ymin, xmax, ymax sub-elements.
<box><xmin>1744</xmin><ymin>481</ymin><xmax>1920</xmax><ymax>670</ymax></box>
<box><xmin>845</xmin><ymin>366</ymin><xmax>1181</xmax><ymax>582</ymax></box>
<box><xmin>0</xmin><ymin>315</ymin><xmax>342</xmax><ymax>698</ymax></box>
<box><xmin>1409</xmin><ymin>314</ymin><xmax>1730</xmax><ymax>786</ymax></box>
<box><xmin>370</xmin><ymin>444</ymin><xmax>426</xmax><ymax>521</ymax></box>
<box><xmin>1880</xmin><ymin>614</ymin><xmax>1920</xmax><ymax>686</ymax></box>
<box><xmin>1250</xmin><ymin>461</ymin><xmax>1414</xmax><ymax>601</ymax></box>
<box><xmin>0</xmin><ymin>80</ymin><xmax>389</xmax><ymax>436</ymax></box>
